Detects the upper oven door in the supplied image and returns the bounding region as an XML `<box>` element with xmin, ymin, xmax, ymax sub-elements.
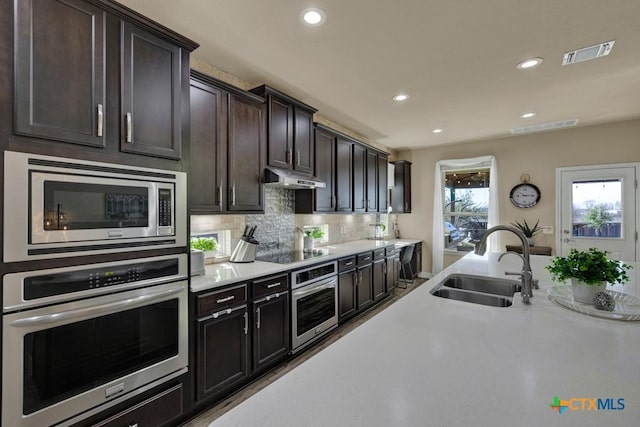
<box><xmin>31</xmin><ymin>171</ymin><xmax>173</xmax><ymax>243</ymax></box>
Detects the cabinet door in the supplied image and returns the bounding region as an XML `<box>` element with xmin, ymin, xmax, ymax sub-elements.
<box><xmin>391</xmin><ymin>161</ymin><xmax>412</xmax><ymax>213</ymax></box>
<box><xmin>336</xmin><ymin>138</ymin><xmax>353</xmax><ymax>212</ymax></box>
<box><xmin>121</xmin><ymin>21</ymin><xmax>182</xmax><ymax>159</ymax></box>
<box><xmin>393</xmin><ymin>256</ymin><xmax>401</xmax><ymax>287</ymax></box>
<box><xmin>378</xmin><ymin>155</ymin><xmax>388</xmax><ymax>213</ymax></box>
<box><xmin>356</xmin><ymin>264</ymin><xmax>373</xmax><ymax>310</ymax></box>
<box><xmin>197</xmin><ymin>306</ymin><xmax>248</xmax><ymax>400</ymax></box>
<box><xmin>189</xmin><ymin>79</ymin><xmax>225</xmax><ymax>213</ymax></box>
<box><xmin>338</xmin><ymin>270</ymin><xmax>357</xmax><ymax>321</ymax></box>
<box><xmin>353</xmin><ymin>144</ymin><xmax>367</xmax><ymax>212</ymax></box>
<box><xmin>293</xmin><ymin>108</ymin><xmax>314</xmax><ymax>174</ymax></box>
<box><xmin>314</xmin><ymin>128</ymin><xmax>336</xmax><ymax>212</ymax></box>
<box><xmin>14</xmin><ymin>0</ymin><xmax>106</xmax><ymax>147</ymax></box>
<box><xmin>386</xmin><ymin>257</ymin><xmax>395</xmax><ymax>292</ymax></box>
<box><xmin>253</xmin><ymin>293</ymin><xmax>290</xmax><ymax>372</ymax></box>
<box><xmin>402</xmin><ymin>162</ymin><xmax>412</xmax><ymax>213</ymax></box>
<box><xmin>267</xmin><ymin>96</ymin><xmax>292</xmax><ymax>169</ymax></box>
<box><xmin>366</xmin><ymin>151</ymin><xmax>378</xmax><ymax>212</ymax></box>
<box><xmin>228</xmin><ymin>94</ymin><xmax>264</xmax><ymax>212</ymax></box>
<box><xmin>373</xmin><ymin>260</ymin><xmax>387</xmax><ymax>301</ymax></box>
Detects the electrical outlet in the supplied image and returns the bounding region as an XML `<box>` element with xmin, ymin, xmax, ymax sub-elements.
<box><xmin>339</xmin><ymin>225</ymin><xmax>346</xmax><ymax>235</ymax></box>
<box><xmin>541</xmin><ymin>226</ymin><xmax>553</xmax><ymax>234</ymax></box>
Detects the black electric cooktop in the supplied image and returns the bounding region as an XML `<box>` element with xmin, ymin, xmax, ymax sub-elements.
<box><xmin>256</xmin><ymin>249</ymin><xmax>330</xmax><ymax>264</ymax></box>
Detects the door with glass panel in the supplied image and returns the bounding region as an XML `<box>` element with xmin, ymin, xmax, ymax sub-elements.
<box><xmin>558</xmin><ymin>165</ymin><xmax>637</xmax><ymax>261</ymax></box>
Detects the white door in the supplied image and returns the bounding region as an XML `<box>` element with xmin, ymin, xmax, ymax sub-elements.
<box><xmin>557</xmin><ymin>165</ymin><xmax>638</xmax><ymax>261</ymax></box>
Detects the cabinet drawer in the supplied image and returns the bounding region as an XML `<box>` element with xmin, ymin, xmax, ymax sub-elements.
<box><xmin>253</xmin><ymin>273</ymin><xmax>289</xmax><ymax>298</ymax></box>
<box><xmin>386</xmin><ymin>246</ymin><xmax>399</xmax><ymax>257</ymax></box>
<box><xmin>94</xmin><ymin>383</ymin><xmax>183</xmax><ymax>427</ymax></box>
<box><xmin>357</xmin><ymin>251</ymin><xmax>373</xmax><ymax>266</ymax></box>
<box><xmin>338</xmin><ymin>256</ymin><xmax>356</xmax><ymax>272</ymax></box>
<box><xmin>197</xmin><ymin>284</ymin><xmax>247</xmax><ymax>316</ymax></box>
<box><xmin>373</xmin><ymin>248</ymin><xmax>386</xmax><ymax>260</ymax></box>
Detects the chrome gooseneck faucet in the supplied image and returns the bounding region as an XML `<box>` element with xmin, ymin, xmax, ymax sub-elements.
<box><xmin>474</xmin><ymin>225</ymin><xmax>534</xmax><ymax>304</ymax></box>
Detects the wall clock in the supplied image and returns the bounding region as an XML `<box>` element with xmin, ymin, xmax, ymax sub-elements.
<box><xmin>510</xmin><ymin>174</ymin><xmax>540</xmax><ymax>208</ymax></box>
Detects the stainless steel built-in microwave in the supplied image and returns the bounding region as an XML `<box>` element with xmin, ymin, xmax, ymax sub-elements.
<box><xmin>3</xmin><ymin>151</ymin><xmax>187</xmax><ymax>262</ymax></box>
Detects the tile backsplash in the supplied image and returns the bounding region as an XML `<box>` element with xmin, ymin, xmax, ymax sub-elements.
<box><xmin>190</xmin><ymin>187</ymin><xmax>397</xmax><ymax>259</ymax></box>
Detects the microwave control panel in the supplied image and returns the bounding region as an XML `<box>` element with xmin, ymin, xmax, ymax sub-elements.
<box><xmin>158</xmin><ymin>188</ymin><xmax>172</xmax><ymax>227</ymax></box>
<box><xmin>23</xmin><ymin>259</ymin><xmax>179</xmax><ymax>301</ymax></box>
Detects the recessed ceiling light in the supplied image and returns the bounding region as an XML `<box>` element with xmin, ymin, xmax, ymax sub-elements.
<box><xmin>521</xmin><ymin>112</ymin><xmax>536</xmax><ymax>119</ymax></box>
<box><xmin>392</xmin><ymin>93</ymin><xmax>409</xmax><ymax>102</ymax></box>
<box><xmin>432</xmin><ymin>128</ymin><xmax>443</xmax><ymax>133</ymax></box>
<box><xmin>301</xmin><ymin>8</ymin><xmax>326</xmax><ymax>25</ymax></box>
<box><xmin>517</xmin><ymin>57</ymin><xmax>543</xmax><ymax>70</ymax></box>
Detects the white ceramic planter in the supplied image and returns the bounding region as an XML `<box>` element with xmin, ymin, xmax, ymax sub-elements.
<box><xmin>570</xmin><ymin>278</ymin><xmax>605</xmax><ymax>304</ymax></box>
<box><xmin>303</xmin><ymin>236</ymin><xmax>314</xmax><ymax>252</ymax></box>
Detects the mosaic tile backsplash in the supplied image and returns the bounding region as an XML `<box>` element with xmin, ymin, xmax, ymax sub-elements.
<box><xmin>190</xmin><ymin>187</ymin><xmax>396</xmax><ymax>259</ymax></box>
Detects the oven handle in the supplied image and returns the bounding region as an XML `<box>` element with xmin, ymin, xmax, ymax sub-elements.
<box><xmin>9</xmin><ymin>285</ymin><xmax>184</xmax><ymax>327</ymax></box>
<box><xmin>292</xmin><ymin>277</ymin><xmax>337</xmax><ymax>298</ymax></box>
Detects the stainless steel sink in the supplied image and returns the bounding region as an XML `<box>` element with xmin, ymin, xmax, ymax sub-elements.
<box><xmin>430</xmin><ymin>274</ymin><xmax>521</xmax><ymax>307</ymax></box>
<box><xmin>431</xmin><ymin>288</ymin><xmax>513</xmax><ymax>307</ymax></box>
<box><xmin>441</xmin><ymin>274</ymin><xmax>521</xmax><ymax>297</ymax></box>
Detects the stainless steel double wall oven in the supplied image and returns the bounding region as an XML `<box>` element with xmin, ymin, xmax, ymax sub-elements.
<box><xmin>2</xmin><ymin>151</ymin><xmax>189</xmax><ymax>427</ymax></box>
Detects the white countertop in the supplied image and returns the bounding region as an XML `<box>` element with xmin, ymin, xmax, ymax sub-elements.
<box><xmin>210</xmin><ymin>252</ymin><xmax>640</xmax><ymax>426</ymax></box>
<box><xmin>190</xmin><ymin>238</ymin><xmax>421</xmax><ymax>292</ymax></box>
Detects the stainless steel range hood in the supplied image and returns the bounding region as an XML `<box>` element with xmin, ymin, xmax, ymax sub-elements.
<box><xmin>264</xmin><ymin>167</ymin><xmax>326</xmax><ymax>189</ymax></box>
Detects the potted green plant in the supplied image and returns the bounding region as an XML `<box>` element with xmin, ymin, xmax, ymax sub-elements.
<box><xmin>511</xmin><ymin>219</ymin><xmax>541</xmax><ymax>246</ymax></box>
<box><xmin>190</xmin><ymin>236</ymin><xmax>219</xmax><ymax>253</ymax></box>
<box><xmin>303</xmin><ymin>227</ymin><xmax>324</xmax><ymax>252</ymax></box>
<box><xmin>545</xmin><ymin>247</ymin><xmax>632</xmax><ymax>304</ymax></box>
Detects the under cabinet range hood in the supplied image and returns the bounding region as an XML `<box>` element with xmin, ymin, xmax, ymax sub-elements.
<box><xmin>264</xmin><ymin>167</ymin><xmax>326</xmax><ymax>189</ymax></box>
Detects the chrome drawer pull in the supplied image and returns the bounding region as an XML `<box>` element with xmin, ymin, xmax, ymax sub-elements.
<box><xmin>216</xmin><ymin>295</ymin><xmax>235</xmax><ymax>303</ymax></box>
<box><xmin>345</xmin><ymin>261</ymin><xmax>353</xmax><ymax>266</ymax></box>
<box><xmin>267</xmin><ymin>282</ymin><xmax>281</xmax><ymax>289</ymax></box>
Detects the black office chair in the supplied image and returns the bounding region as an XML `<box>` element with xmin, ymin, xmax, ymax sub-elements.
<box><xmin>398</xmin><ymin>245</ymin><xmax>414</xmax><ymax>289</ymax></box>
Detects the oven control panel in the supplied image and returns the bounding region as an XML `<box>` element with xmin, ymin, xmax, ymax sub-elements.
<box><xmin>23</xmin><ymin>259</ymin><xmax>180</xmax><ymax>301</ymax></box>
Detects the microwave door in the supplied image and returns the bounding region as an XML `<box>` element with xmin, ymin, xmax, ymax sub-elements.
<box><xmin>30</xmin><ymin>172</ymin><xmax>160</xmax><ymax>245</ymax></box>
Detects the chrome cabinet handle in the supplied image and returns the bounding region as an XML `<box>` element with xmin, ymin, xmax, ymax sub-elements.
<box><xmin>256</xmin><ymin>307</ymin><xmax>261</xmax><ymax>329</ymax></box>
<box><xmin>216</xmin><ymin>295</ymin><xmax>235</xmax><ymax>303</ymax></box>
<box><xmin>296</xmin><ymin>150</ymin><xmax>300</xmax><ymax>166</ymax></box>
<box><xmin>345</xmin><ymin>261</ymin><xmax>353</xmax><ymax>266</ymax></box>
<box><xmin>244</xmin><ymin>311</ymin><xmax>248</xmax><ymax>335</ymax></box>
<box><xmin>97</xmin><ymin>104</ymin><xmax>103</xmax><ymax>137</ymax></box>
<box><xmin>287</xmin><ymin>149</ymin><xmax>293</xmax><ymax>164</ymax></box>
<box><xmin>230</xmin><ymin>185</ymin><xmax>236</xmax><ymax>206</ymax></box>
<box><xmin>126</xmin><ymin>112</ymin><xmax>133</xmax><ymax>143</ymax></box>
<box><xmin>218</xmin><ymin>186</ymin><xmax>223</xmax><ymax>208</ymax></box>
<box><xmin>405</xmin><ymin>202</ymin><xmax>409</xmax><ymax>211</ymax></box>
<box><xmin>267</xmin><ymin>282</ymin><xmax>281</xmax><ymax>289</ymax></box>
<box><xmin>353</xmin><ymin>271</ymin><xmax>358</xmax><ymax>286</ymax></box>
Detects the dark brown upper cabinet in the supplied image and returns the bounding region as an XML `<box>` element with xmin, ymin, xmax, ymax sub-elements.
<box><xmin>14</xmin><ymin>0</ymin><xmax>107</xmax><ymax>148</ymax></box>
<box><xmin>120</xmin><ymin>22</ymin><xmax>183</xmax><ymax>159</ymax></box>
<box><xmin>366</xmin><ymin>150</ymin><xmax>378</xmax><ymax>212</ymax></box>
<box><xmin>11</xmin><ymin>0</ymin><xmax>197</xmax><ymax>163</ymax></box>
<box><xmin>189</xmin><ymin>71</ymin><xmax>265</xmax><ymax>214</ymax></box>
<box><xmin>250</xmin><ymin>85</ymin><xmax>317</xmax><ymax>175</ymax></box>
<box><xmin>378</xmin><ymin>154</ymin><xmax>389</xmax><ymax>213</ymax></box>
<box><xmin>391</xmin><ymin>160</ymin><xmax>412</xmax><ymax>213</ymax></box>
<box><xmin>353</xmin><ymin>144</ymin><xmax>367</xmax><ymax>213</ymax></box>
<box><xmin>336</xmin><ymin>136</ymin><xmax>354</xmax><ymax>212</ymax></box>
<box><xmin>297</xmin><ymin>124</ymin><xmax>336</xmax><ymax>212</ymax></box>
<box><xmin>189</xmin><ymin>77</ymin><xmax>226</xmax><ymax>213</ymax></box>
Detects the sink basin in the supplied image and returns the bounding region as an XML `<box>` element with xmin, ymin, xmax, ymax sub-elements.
<box><xmin>431</xmin><ymin>288</ymin><xmax>513</xmax><ymax>307</ymax></box>
<box><xmin>430</xmin><ymin>274</ymin><xmax>521</xmax><ymax>308</ymax></box>
<box><xmin>441</xmin><ymin>274</ymin><xmax>521</xmax><ymax>297</ymax></box>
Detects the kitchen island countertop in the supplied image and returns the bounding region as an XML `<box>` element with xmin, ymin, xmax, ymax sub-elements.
<box><xmin>210</xmin><ymin>252</ymin><xmax>640</xmax><ymax>426</ymax></box>
<box><xmin>190</xmin><ymin>238</ymin><xmax>421</xmax><ymax>292</ymax></box>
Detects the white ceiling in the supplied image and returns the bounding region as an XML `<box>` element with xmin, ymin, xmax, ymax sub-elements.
<box><xmin>118</xmin><ymin>0</ymin><xmax>640</xmax><ymax>150</ymax></box>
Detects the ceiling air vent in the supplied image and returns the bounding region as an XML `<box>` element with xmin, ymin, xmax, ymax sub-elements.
<box><xmin>562</xmin><ymin>40</ymin><xmax>615</xmax><ymax>65</ymax></box>
<box><xmin>511</xmin><ymin>119</ymin><xmax>579</xmax><ymax>135</ymax></box>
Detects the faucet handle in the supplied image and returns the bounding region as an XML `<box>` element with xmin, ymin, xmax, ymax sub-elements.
<box><xmin>504</xmin><ymin>271</ymin><xmax>522</xmax><ymax>277</ymax></box>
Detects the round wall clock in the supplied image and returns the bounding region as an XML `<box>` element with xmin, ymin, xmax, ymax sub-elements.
<box><xmin>510</xmin><ymin>175</ymin><xmax>540</xmax><ymax>208</ymax></box>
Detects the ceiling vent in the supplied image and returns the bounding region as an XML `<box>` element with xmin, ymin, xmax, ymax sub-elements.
<box><xmin>562</xmin><ymin>40</ymin><xmax>615</xmax><ymax>65</ymax></box>
<box><xmin>511</xmin><ymin>119</ymin><xmax>579</xmax><ymax>135</ymax></box>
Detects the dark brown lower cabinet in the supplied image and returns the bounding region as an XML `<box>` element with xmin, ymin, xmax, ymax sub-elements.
<box><xmin>372</xmin><ymin>259</ymin><xmax>387</xmax><ymax>302</ymax></box>
<box><xmin>338</xmin><ymin>268</ymin><xmax>357</xmax><ymax>321</ymax></box>
<box><xmin>252</xmin><ymin>293</ymin><xmax>290</xmax><ymax>372</ymax></box>
<box><xmin>197</xmin><ymin>306</ymin><xmax>249</xmax><ymax>400</ymax></box>
<box><xmin>356</xmin><ymin>264</ymin><xmax>373</xmax><ymax>311</ymax></box>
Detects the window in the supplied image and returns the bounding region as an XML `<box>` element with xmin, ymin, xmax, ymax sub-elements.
<box><xmin>190</xmin><ymin>230</ymin><xmax>231</xmax><ymax>258</ymax></box>
<box><xmin>443</xmin><ymin>169</ymin><xmax>490</xmax><ymax>251</ymax></box>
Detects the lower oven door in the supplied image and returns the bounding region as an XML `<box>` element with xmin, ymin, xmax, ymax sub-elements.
<box><xmin>291</xmin><ymin>276</ymin><xmax>338</xmax><ymax>352</ymax></box>
<box><xmin>2</xmin><ymin>281</ymin><xmax>188</xmax><ymax>427</ymax></box>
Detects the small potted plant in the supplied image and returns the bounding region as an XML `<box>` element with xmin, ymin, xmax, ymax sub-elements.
<box><xmin>303</xmin><ymin>227</ymin><xmax>324</xmax><ymax>252</ymax></box>
<box><xmin>511</xmin><ymin>219</ymin><xmax>541</xmax><ymax>246</ymax></box>
<box><xmin>190</xmin><ymin>237</ymin><xmax>219</xmax><ymax>276</ymax></box>
<box><xmin>545</xmin><ymin>247</ymin><xmax>632</xmax><ymax>304</ymax></box>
